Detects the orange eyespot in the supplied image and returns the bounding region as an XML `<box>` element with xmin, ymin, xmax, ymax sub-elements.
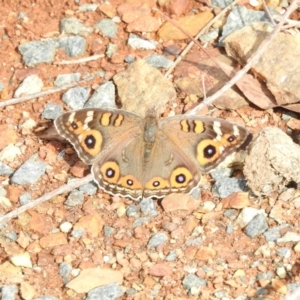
<box><xmin>100</xmin><ymin>161</ymin><xmax>120</xmax><ymax>183</ymax></box>
<box><xmin>170</xmin><ymin>167</ymin><xmax>192</xmax><ymax>188</ymax></box>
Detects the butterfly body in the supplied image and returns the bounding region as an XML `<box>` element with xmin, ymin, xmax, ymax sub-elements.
<box><xmin>55</xmin><ymin>108</ymin><xmax>252</xmax><ymax>200</ymax></box>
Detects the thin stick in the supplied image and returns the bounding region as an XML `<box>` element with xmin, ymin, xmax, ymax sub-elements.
<box><xmin>0</xmin><ymin>75</ymin><xmax>93</xmax><ymax>108</ymax></box>
<box><xmin>0</xmin><ymin>174</ymin><xmax>94</xmax><ymax>225</ymax></box>
<box><xmin>164</xmin><ymin>0</ymin><xmax>240</xmax><ymax>77</ymax></box>
<box><xmin>262</xmin><ymin>0</ymin><xmax>276</xmax><ymax>26</ymax></box>
<box><xmin>54</xmin><ymin>54</ymin><xmax>104</xmax><ymax>65</ymax></box>
<box><xmin>186</xmin><ymin>0</ymin><xmax>299</xmax><ymax>115</ymax></box>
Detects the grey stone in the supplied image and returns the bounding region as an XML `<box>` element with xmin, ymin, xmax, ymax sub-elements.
<box><xmin>199</xmin><ymin>29</ymin><xmax>219</xmax><ymax>43</ymax></box>
<box><xmin>11</xmin><ymin>158</ymin><xmax>46</xmax><ymax>185</ymax></box>
<box><xmin>78</xmin><ymin>4</ymin><xmax>98</xmax><ymax>12</ymax></box>
<box><xmin>62</xmin><ymin>87</ymin><xmax>90</xmax><ymax>109</ymax></box>
<box><xmin>139</xmin><ymin>197</ymin><xmax>157</xmax><ymax>216</ymax></box>
<box><xmin>60</xmin><ymin>18</ymin><xmax>93</xmax><ymax>36</ymax></box>
<box><xmin>79</xmin><ymin>182</ymin><xmax>98</xmax><ymax>196</ymax></box>
<box><xmin>256</xmin><ymin>271</ymin><xmax>274</xmax><ymax>280</ymax></box>
<box><xmin>34</xmin><ymin>296</ymin><xmax>59</xmax><ymax>300</ymax></box>
<box><xmin>257</xmin><ymin>288</ymin><xmax>268</xmax><ymax>295</ymax></box>
<box><xmin>124</xmin><ymin>55</ymin><xmax>135</xmax><ymax>63</ymax></box>
<box><xmin>220</xmin><ymin>6</ymin><xmax>275</xmax><ymax>43</ymax></box>
<box><xmin>211</xmin><ymin>0</ymin><xmax>234</xmax><ymax>8</ymax></box>
<box><xmin>126</xmin><ymin>205</ymin><xmax>140</xmax><ymax>218</ymax></box>
<box><xmin>84</xmin><ymin>283</ymin><xmax>124</xmax><ymax>300</ymax></box>
<box><xmin>244</xmin><ymin>213</ymin><xmax>268</xmax><ymax>238</ymax></box>
<box><xmin>65</xmin><ymin>190</ymin><xmax>85</xmax><ymax>207</ymax></box>
<box><xmin>223</xmin><ymin>209</ymin><xmax>238</xmax><ymax>220</ymax></box>
<box><xmin>263</xmin><ymin>224</ymin><xmax>290</xmax><ymax>242</ymax></box>
<box><xmin>0</xmin><ymin>81</ymin><xmax>4</xmax><ymax>91</ymax></box>
<box><xmin>276</xmin><ymin>247</ymin><xmax>291</xmax><ymax>258</ymax></box>
<box><xmin>104</xmin><ymin>225</ymin><xmax>115</xmax><ymax>237</ymax></box>
<box><xmin>106</xmin><ymin>43</ymin><xmax>118</xmax><ymax>58</ymax></box>
<box><xmin>287</xmin><ymin>282</ymin><xmax>300</xmax><ymax>293</ymax></box>
<box><xmin>126</xmin><ymin>288</ymin><xmax>137</xmax><ymax>295</ymax></box>
<box><xmin>0</xmin><ymin>162</ymin><xmax>13</xmax><ymax>176</ymax></box>
<box><xmin>145</xmin><ymin>54</ymin><xmax>173</xmax><ymax>69</ymax></box>
<box><xmin>59</xmin><ymin>262</ymin><xmax>72</xmax><ymax>277</ymax></box>
<box><xmin>58</xmin><ymin>36</ymin><xmax>86</xmax><ymax>57</ymax></box>
<box><xmin>18</xmin><ymin>39</ymin><xmax>57</xmax><ymax>66</ymax></box>
<box><xmin>127</xmin><ymin>33</ymin><xmax>156</xmax><ymax>50</ymax></box>
<box><xmin>132</xmin><ymin>217</ymin><xmax>150</xmax><ymax>229</ymax></box>
<box><xmin>84</xmin><ymin>81</ymin><xmax>115</xmax><ymax>109</ymax></box>
<box><xmin>214</xmin><ymin>291</ymin><xmax>228</xmax><ymax>298</ymax></box>
<box><xmin>212</xmin><ymin>177</ymin><xmax>249</xmax><ymax>198</ymax></box>
<box><xmin>71</xmin><ymin>228</ymin><xmax>85</xmax><ymax>238</ymax></box>
<box><xmin>5</xmin><ymin>231</ymin><xmax>18</xmax><ymax>241</ymax></box>
<box><xmin>19</xmin><ymin>192</ymin><xmax>32</xmax><ymax>205</ymax></box>
<box><xmin>54</xmin><ymin>73</ymin><xmax>81</xmax><ymax>87</ymax></box>
<box><xmin>210</xmin><ymin>168</ymin><xmax>233</xmax><ymax>181</ymax></box>
<box><xmin>226</xmin><ymin>223</ymin><xmax>234</xmax><ymax>234</ymax></box>
<box><xmin>185</xmin><ymin>237</ymin><xmax>203</xmax><ymax>246</ymax></box>
<box><xmin>182</xmin><ymin>274</ymin><xmax>206</xmax><ymax>295</ymax></box>
<box><xmin>1</xmin><ymin>285</ymin><xmax>18</xmax><ymax>300</ymax></box>
<box><xmin>42</xmin><ymin>103</ymin><xmax>63</xmax><ymax>120</ymax></box>
<box><xmin>148</xmin><ymin>232</ymin><xmax>168</xmax><ymax>249</ymax></box>
<box><xmin>94</xmin><ymin>19</ymin><xmax>118</xmax><ymax>38</ymax></box>
<box><xmin>165</xmin><ymin>250</ymin><xmax>177</xmax><ymax>262</ymax></box>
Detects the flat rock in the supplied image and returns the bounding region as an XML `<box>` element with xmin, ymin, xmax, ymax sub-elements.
<box><xmin>158</xmin><ymin>12</ymin><xmax>214</xmax><ymax>40</ymax></box>
<box><xmin>113</xmin><ymin>59</ymin><xmax>176</xmax><ymax>116</ymax></box>
<box><xmin>73</xmin><ymin>213</ymin><xmax>104</xmax><ymax>238</ymax></box>
<box><xmin>39</xmin><ymin>232</ymin><xmax>68</xmax><ymax>248</ymax></box>
<box><xmin>66</xmin><ymin>268</ymin><xmax>123</xmax><ymax>293</ymax></box>
<box><xmin>224</xmin><ymin>22</ymin><xmax>300</xmax><ymax>106</ymax></box>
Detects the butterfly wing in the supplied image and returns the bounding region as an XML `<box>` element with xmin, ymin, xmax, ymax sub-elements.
<box><xmin>54</xmin><ymin>108</ymin><xmax>144</xmax><ymax>164</ymax></box>
<box><xmin>159</xmin><ymin>115</ymin><xmax>253</xmax><ymax>173</ymax></box>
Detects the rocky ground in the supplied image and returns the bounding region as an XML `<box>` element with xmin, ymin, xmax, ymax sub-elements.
<box><xmin>0</xmin><ymin>0</ymin><xmax>300</xmax><ymax>299</ymax></box>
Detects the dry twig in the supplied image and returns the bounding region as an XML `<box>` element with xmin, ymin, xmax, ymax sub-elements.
<box><xmin>0</xmin><ymin>175</ymin><xmax>93</xmax><ymax>225</ymax></box>
<box><xmin>0</xmin><ymin>75</ymin><xmax>93</xmax><ymax>108</ymax></box>
<box><xmin>54</xmin><ymin>54</ymin><xmax>104</xmax><ymax>65</ymax></box>
<box><xmin>164</xmin><ymin>0</ymin><xmax>240</xmax><ymax>77</ymax></box>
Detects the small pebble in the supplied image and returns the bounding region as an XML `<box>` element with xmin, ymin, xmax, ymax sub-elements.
<box><xmin>54</xmin><ymin>73</ymin><xmax>81</xmax><ymax>87</ymax></box>
<box><xmin>60</xmin><ymin>222</ymin><xmax>73</xmax><ymax>233</ymax></box>
<box><xmin>14</xmin><ymin>75</ymin><xmax>43</xmax><ymax>97</ymax></box>
<box><xmin>60</xmin><ymin>18</ymin><xmax>93</xmax><ymax>36</ymax></box>
<box><xmin>58</xmin><ymin>36</ymin><xmax>86</xmax><ymax>57</ymax></box>
<box><xmin>62</xmin><ymin>87</ymin><xmax>90</xmax><ymax>109</ymax></box>
<box><xmin>84</xmin><ymin>81</ymin><xmax>115</xmax><ymax>109</ymax></box>
<box><xmin>42</xmin><ymin>103</ymin><xmax>63</xmax><ymax>120</ymax></box>
<box><xmin>127</xmin><ymin>33</ymin><xmax>156</xmax><ymax>50</ymax></box>
<box><xmin>11</xmin><ymin>158</ymin><xmax>46</xmax><ymax>185</ymax></box>
<box><xmin>94</xmin><ymin>19</ymin><xmax>118</xmax><ymax>38</ymax></box>
<box><xmin>148</xmin><ymin>232</ymin><xmax>168</xmax><ymax>249</ymax></box>
<box><xmin>85</xmin><ymin>283</ymin><xmax>124</xmax><ymax>300</ymax></box>
<box><xmin>65</xmin><ymin>190</ymin><xmax>85</xmax><ymax>207</ymax></box>
<box><xmin>244</xmin><ymin>213</ymin><xmax>268</xmax><ymax>238</ymax></box>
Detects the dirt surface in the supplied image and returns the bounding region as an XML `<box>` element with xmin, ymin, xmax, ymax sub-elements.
<box><xmin>1</xmin><ymin>1</ymin><xmax>300</xmax><ymax>300</ymax></box>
